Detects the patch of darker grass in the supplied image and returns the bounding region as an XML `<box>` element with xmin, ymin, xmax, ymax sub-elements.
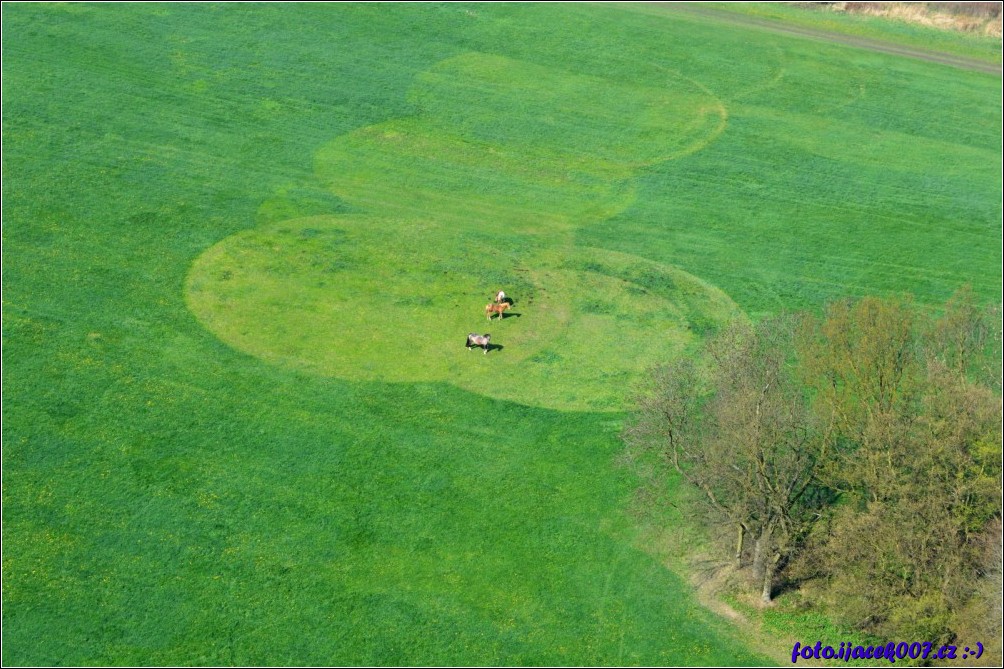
<box><xmin>578</xmin><ymin>299</ymin><xmax>616</xmax><ymax>315</ymax></box>
<box><xmin>257</xmin><ymin>187</ymin><xmax>358</xmax><ymax>227</ymax></box>
<box><xmin>527</xmin><ymin>349</ymin><xmax>562</xmax><ymax>364</ymax></box>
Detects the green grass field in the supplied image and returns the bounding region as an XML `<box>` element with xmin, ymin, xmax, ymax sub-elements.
<box><xmin>3</xmin><ymin>3</ymin><xmax>1000</xmax><ymax>665</ymax></box>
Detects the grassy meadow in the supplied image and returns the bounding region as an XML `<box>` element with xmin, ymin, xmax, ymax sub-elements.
<box><xmin>3</xmin><ymin>3</ymin><xmax>1000</xmax><ymax>665</ymax></box>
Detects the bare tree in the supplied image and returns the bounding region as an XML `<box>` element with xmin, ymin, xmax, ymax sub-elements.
<box><xmin>705</xmin><ymin>316</ymin><xmax>827</xmax><ymax>602</ymax></box>
<box><xmin>621</xmin><ymin>358</ymin><xmax>753</xmax><ymax>566</ymax></box>
<box><xmin>624</xmin><ymin>315</ymin><xmax>828</xmax><ymax>603</ymax></box>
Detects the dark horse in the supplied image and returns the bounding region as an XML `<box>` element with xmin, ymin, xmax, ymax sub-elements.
<box><xmin>465</xmin><ymin>333</ymin><xmax>491</xmax><ymax>354</ymax></box>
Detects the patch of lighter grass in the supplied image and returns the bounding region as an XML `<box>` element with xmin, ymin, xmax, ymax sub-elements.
<box><xmin>314</xmin><ymin>119</ymin><xmax>635</xmax><ymax>234</ymax></box>
<box><xmin>185</xmin><ymin>216</ymin><xmax>741</xmax><ymax>411</ymax></box>
<box><xmin>742</xmin><ymin>105</ymin><xmax>1000</xmax><ymax>169</ymax></box>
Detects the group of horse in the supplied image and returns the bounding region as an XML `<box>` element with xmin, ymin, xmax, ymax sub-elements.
<box><xmin>465</xmin><ymin>290</ymin><xmax>510</xmax><ymax>355</ymax></box>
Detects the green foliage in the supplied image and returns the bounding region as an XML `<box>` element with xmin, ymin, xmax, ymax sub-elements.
<box><xmin>804</xmin><ymin>291</ymin><xmax>1001</xmax><ymax>644</ymax></box>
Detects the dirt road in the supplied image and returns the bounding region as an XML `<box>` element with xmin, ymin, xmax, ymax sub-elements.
<box><xmin>647</xmin><ymin>3</ymin><xmax>1002</xmax><ymax>76</ymax></box>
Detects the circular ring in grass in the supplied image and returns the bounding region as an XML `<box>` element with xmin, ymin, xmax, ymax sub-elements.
<box><xmin>185</xmin><ymin>215</ymin><xmax>741</xmax><ymax>411</ymax></box>
<box><xmin>312</xmin><ymin>54</ymin><xmax>728</xmax><ymax>234</ymax></box>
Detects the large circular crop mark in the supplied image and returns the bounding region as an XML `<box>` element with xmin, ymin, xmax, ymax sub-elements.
<box><xmin>185</xmin><ymin>216</ymin><xmax>742</xmax><ymax>411</ymax></box>
<box><xmin>186</xmin><ymin>54</ymin><xmax>738</xmax><ymax>411</ymax></box>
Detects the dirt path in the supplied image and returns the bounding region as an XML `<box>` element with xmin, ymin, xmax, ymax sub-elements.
<box><xmin>644</xmin><ymin>3</ymin><xmax>1002</xmax><ymax>76</ymax></box>
<box><xmin>688</xmin><ymin>561</ymin><xmax>801</xmax><ymax>667</ymax></box>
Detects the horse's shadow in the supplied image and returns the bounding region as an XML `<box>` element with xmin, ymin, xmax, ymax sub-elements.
<box><xmin>487</xmin><ymin>343</ymin><xmax>504</xmax><ymax>354</ymax></box>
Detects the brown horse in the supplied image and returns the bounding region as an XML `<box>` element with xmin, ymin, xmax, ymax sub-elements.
<box><xmin>485</xmin><ymin>302</ymin><xmax>511</xmax><ymax>321</ymax></box>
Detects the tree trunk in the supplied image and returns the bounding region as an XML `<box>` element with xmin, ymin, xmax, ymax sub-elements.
<box><xmin>752</xmin><ymin>525</ymin><xmax>768</xmax><ymax>579</ymax></box>
<box><xmin>735</xmin><ymin>524</ymin><xmax>747</xmax><ymax>568</ymax></box>
<box><xmin>761</xmin><ymin>554</ymin><xmax>775</xmax><ymax>603</ymax></box>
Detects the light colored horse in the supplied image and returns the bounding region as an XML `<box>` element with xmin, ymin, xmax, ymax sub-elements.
<box><xmin>485</xmin><ymin>302</ymin><xmax>511</xmax><ymax>321</ymax></box>
<box><xmin>494</xmin><ymin>290</ymin><xmax>506</xmax><ymax>303</ymax></box>
<box><xmin>466</xmin><ymin>333</ymin><xmax>491</xmax><ymax>354</ymax></box>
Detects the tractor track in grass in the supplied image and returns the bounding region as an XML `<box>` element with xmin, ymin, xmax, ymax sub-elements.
<box><xmin>638</xmin><ymin>3</ymin><xmax>1002</xmax><ymax>76</ymax></box>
